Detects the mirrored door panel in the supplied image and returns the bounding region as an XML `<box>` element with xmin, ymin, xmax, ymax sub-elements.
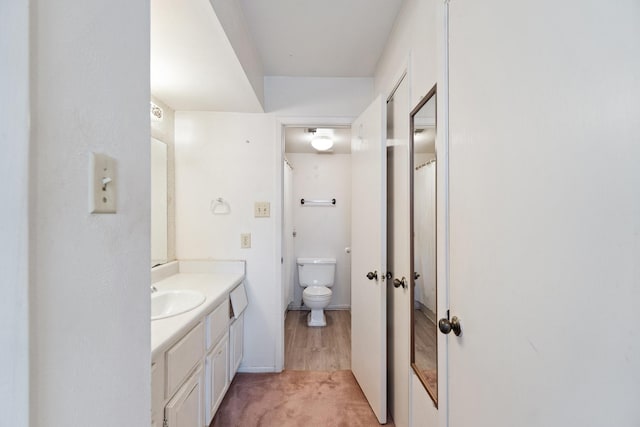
<box><xmin>410</xmin><ymin>85</ymin><xmax>438</xmax><ymax>405</ymax></box>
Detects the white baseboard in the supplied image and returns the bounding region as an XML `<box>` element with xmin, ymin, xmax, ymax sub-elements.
<box><xmin>237</xmin><ymin>366</ymin><xmax>279</xmax><ymax>374</ymax></box>
<box><xmin>288</xmin><ymin>304</ymin><xmax>351</xmax><ymax>311</ymax></box>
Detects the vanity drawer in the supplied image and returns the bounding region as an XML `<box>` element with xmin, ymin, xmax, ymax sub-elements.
<box><xmin>206</xmin><ymin>299</ymin><xmax>229</xmax><ymax>351</ymax></box>
<box><xmin>166</xmin><ymin>321</ymin><xmax>204</xmax><ymax>398</ymax></box>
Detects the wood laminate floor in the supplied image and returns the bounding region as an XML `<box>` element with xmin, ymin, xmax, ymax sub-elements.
<box><xmin>284</xmin><ymin>310</ymin><xmax>351</xmax><ymax>371</ymax></box>
<box><xmin>413</xmin><ymin>308</ymin><xmax>437</xmax><ymax>392</ymax></box>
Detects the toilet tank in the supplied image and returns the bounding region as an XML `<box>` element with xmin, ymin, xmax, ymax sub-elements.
<box><xmin>297</xmin><ymin>258</ymin><xmax>336</xmax><ymax>287</ymax></box>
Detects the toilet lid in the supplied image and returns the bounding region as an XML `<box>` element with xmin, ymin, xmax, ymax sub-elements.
<box><xmin>303</xmin><ymin>286</ymin><xmax>332</xmax><ymax>297</ymax></box>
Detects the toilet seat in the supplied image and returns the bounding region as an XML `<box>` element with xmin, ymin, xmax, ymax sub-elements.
<box><xmin>303</xmin><ymin>286</ymin><xmax>332</xmax><ymax>299</ymax></box>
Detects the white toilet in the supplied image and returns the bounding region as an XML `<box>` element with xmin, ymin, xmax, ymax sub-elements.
<box><xmin>297</xmin><ymin>257</ymin><xmax>336</xmax><ymax>327</ymax></box>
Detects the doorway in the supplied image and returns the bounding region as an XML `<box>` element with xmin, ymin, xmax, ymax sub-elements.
<box><xmin>276</xmin><ymin>97</ymin><xmax>389</xmax><ymax>424</ymax></box>
<box><xmin>281</xmin><ymin>126</ymin><xmax>354</xmax><ymax>371</ymax></box>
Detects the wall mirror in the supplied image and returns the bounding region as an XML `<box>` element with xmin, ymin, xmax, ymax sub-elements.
<box><xmin>410</xmin><ymin>85</ymin><xmax>438</xmax><ymax>405</ymax></box>
<box><xmin>151</xmin><ymin>137</ymin><xmax>168</xmax><ymax>267</ymax></box>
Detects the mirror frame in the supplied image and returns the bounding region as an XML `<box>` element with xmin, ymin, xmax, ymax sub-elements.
<box><xmin>151</xmin><ymin>137</ymin><xmax>169</xmax><ymax>267</ymax></box>
<box><xmin>410</xmin><ymin>84</ymin><xmax>438</xmax><ymax>406</ymax></box>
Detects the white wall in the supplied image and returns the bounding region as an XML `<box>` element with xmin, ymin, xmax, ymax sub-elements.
<box><xmin>210</xmin><ymin>0</ymin><xmax>265</xmax><ymax>108</ymax></box>
<box><xmin>174</xmin><ymin>111</ymin><xmax>280</xmax><ymax>372</ymax></box>
<box><xmin>31</xmin><ymin>1</ymin><xmax>151</xmax><ymax>426</ymax></box>
<box><xmin>265</xmin><ymin>76</ymin><xmax>374</xmax><ymax>118</ymax></box>
<box><xmin>447</xmin><ymin>1</ymin><xmax>640</xmax><ymax>425</ymax></box>
<box><xmin>287</xmin><ymin>153</ymin><xmax>352</xmax><ymax>310</ymax></box>
<box><xmin>151</xmin><ymin>96</ymin><xmax>177</xmax><ymax>261</ymax></box>
<box><xmin>374</xmin><ymin>0</ymin><xmax>438</xmax><ymax>106</ymax></box>
<box><xmin>0</xmin><ymin>1</ymin><xmax>30</xmax><ymax>425</ymax></box>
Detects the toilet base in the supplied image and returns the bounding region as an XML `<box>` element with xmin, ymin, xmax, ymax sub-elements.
<box><xmin>307</xmin><ymin>309</ymin><xmax>326</xmax><ymax>327</ymax></box>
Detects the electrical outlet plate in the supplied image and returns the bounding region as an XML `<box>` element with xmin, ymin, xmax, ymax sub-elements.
<box><xmin>254</xmin><ymin>202</ymin><xmax>270</xmax><ymax>217</ymax></box>
<box><xmin>89</xmin><ymin>152</ymin><xmax>117</xmax><ymax>214</ymax></box>
<box><xmin>240</xmin><ymin>233</ymin><xmax>251</xmax><ymax>249</ymax></box>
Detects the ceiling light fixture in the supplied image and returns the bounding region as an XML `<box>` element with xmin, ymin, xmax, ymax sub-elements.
<box><xmin>311</xmin><ymin>135</ymin><xmax>334</xmax><ymax>151</ymax></box>
<box><xmin>309</xmin><ymin>128</ymin><xmax>334</xmax><ymax>152</ymax></box>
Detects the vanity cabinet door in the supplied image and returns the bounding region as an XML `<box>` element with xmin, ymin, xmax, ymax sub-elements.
<box><xmin>151</xmin><ymin>357</ymin><xmax>165</xmax><ymax>427</ymax></box>
<box><xmin>229</xmin><ymin>313</ymin><xmax>244</xmax><ymax>381</ymax></box>
<box><xmin>165</xmin><ymin>366</ymin><xmax>203</xmax><ymax>427</ymax></box>
<box><xmin>205</xmin><ymin>334</ymin><xmax>229</xmax><ymax>424</ymax></box>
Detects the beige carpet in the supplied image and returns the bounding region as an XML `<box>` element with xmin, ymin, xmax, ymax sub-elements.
<box><xmin>211</xmin><ymin>370</ymin><xmax>393</xmax><ymax>427</ymax></box>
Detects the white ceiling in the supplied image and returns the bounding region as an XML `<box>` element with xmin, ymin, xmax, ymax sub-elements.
<box><xmin>285</xmin><ymin>127</ymin><xmax>351</xmax><ymax>154</ymax></box>
<box><xmin>151</xmin><ymin>0</ymin><xmax>403</xmax><ymax>111</ymax></box>
<box><xmin>150</xmin><ymin>0</ymin><xmax>263</xmax><ymax>112</ymax></box>
<box><xmin>239</xmin><ymin>0</ymin><xmax>404</xmax><ymax>77</ymax></box>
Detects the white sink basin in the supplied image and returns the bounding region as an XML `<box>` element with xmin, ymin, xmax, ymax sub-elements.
<box><xmin>151</xmin><ymin>290</ymin><xmax>205</xmax><ymax>320</ymax></box>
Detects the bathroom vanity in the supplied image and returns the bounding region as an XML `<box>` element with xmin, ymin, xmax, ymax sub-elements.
<box><xmin>151</xmin><ymin>260</ymin><xmax>247</xmax><ymax>427</ymax></box>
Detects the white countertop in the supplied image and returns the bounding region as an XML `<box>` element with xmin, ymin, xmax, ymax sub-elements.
<box><xmin>151</xmin><ymin>263</ymin><xmax>245</xmax><ymax>360</ymax></box>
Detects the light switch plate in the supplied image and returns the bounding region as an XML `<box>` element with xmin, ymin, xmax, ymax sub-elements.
<box><xmin>254</xmin><ymin>202</ymin><xmax>270</xmax><ymax>218</ymax></box>
<box><xmin>240</xmin><ymin>233</ymin><xmax>251</xmax><ymax>249</ymax></box>
<box><xmin>89</xmin><ymin>152</ymin><xmax>117</xmax><ymax>214</ymax></box>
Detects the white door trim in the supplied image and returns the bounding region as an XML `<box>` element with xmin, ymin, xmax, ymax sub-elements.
<box><xmin>439</xmin><ymin>1</ymin><xmax>451</xmax><ymax>425</ymax></box>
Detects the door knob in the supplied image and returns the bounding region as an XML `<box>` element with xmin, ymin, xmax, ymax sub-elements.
<box><xmin>366</xmin><ymin>271</ymin><xmax>378</xmax><ymax>280</ymax></box>
<box><xmin>393</xmin><ymin>277</ymin><xmax>407</xmax><ymax>289</ymax></box>
<box><xmin>438</xmin><ymin>316</ymin><xmax>462</xmax><ymax>336</ymax></box>
<box><xmin>414</xmin><ymin>272</ymin><xmax>421</xmax><ymax>280</ymax></box>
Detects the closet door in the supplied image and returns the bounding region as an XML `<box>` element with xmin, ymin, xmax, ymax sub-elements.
<box><xmin>350</xmin><ymin>95</ymin><xmax>387</xmax><ymax>424</ymax></box>
<box><xmin>386</xmin><ymin>74</ymin><xmax>411</xmax><ymax>427</ymax></box>
<box><xmin>446</xmin><ymin>1</ymin><xmax>640</xmax><ymax>426</ymax></box>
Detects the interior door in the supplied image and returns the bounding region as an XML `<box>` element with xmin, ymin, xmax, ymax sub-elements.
<box><xmin>386</xmin><ymin>75</ymin><xmax>411</xmax><ymax>427</ymax></box>
<box><xmin>446</xmin><ymin>1</ymin><xmax>640</xmax><ymax>426</ymax></box>
<box><xmin>351</xmin><ymin>95</ymin><xmax>387</xmax><ymax>424</ymax></box>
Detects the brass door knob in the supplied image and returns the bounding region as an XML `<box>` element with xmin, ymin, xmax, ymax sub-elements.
<box><xmin>393</xmin><ymin>277</ymin><xmax>407</xmax><ymax>289</ymax></box>
<box><xmin>438</xmin><ymin>316</ymin><xmax>462</xmax><ymax>336</ymax></box>
<box><xmin>366</xmin><ymin>271</ymin><xmax>378</xmax><ymax>280</ymax></box>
